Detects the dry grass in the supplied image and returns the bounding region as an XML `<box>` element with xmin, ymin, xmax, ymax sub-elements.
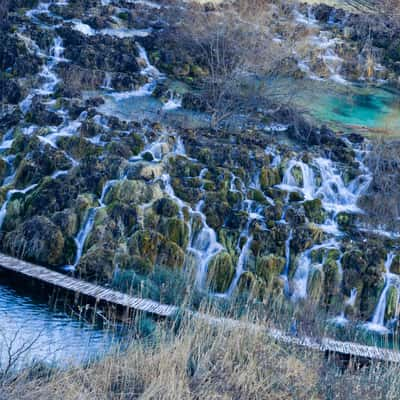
<box><xmin>2</xmin><ymin>310</ymin><xmax>400</xmax><ymax>400</ymax></box>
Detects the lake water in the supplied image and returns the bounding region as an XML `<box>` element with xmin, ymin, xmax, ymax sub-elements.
<box><xmin>0</xmin><ymin>272</ymin><xmax>120</xmax><ymax>370</ymax></box>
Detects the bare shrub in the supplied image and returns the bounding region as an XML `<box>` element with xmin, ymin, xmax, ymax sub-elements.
<box><xmin>359</xmin><ymin>138</ymin><xmax>400</xmax><ymax>231</ymax></box>
<box><xmin>166</xmin><ymin>0</ymin><xmax>297</xmax><ymax>128</ymax></box>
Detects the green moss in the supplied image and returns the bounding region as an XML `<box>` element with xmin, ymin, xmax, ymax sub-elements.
<box><xmin>336</xmin><ymin>212</ymin><xmax>355</xmax><ymax>229</ymax></box>
<box><xmin>117</xmin><ymin>11</ymin><xmax>129</xmax><ymax>20</ymax></box>
<box><xmin>308</xmin><ymin>268</ymin><xmax>323</xmax><ymax>302</ymax></box>
<box><xmin>392</xmin><ymin>254</ymin><xmax>400</xmax><ymax>275</ymax></box>
<box><xmin>219</xmin><ymin>229</ymin><xmax>239</xmax><ymax>258</ymax></box>
<box><xmin>128</xmin><ymin>229</ymin><xmax>185</xmax><ymax>269</ymax></box>
<box><xmin>256</xmin><ymin>255</ymin><xmax>285</xmax><ymax>283</ymax></box>
<box><xmin>142</xmin><ymin>151</ymin><xmax>154</xmax><ymax>162</ymax></box>
<box><xmin>291</xmin><ymin>166</ymin><xmax>304</xmax><ymax>186</ymax></box>
<box><xmin>260</xmin><ymin>167</ymin><xmax>281</xmax><ymax>190</ymax></box>
<box><xmin>106</xmin><ymin>180</ymin><xmax>163</xmax><ymax>206</ymax></box>
<box><xmin>249</xmin><ymin>189</ymin><xmax>266</xmax><ymax>204</ymax></box>
<box><xmin>207</xmin><ymin>252</ymin><xmax>235</xmax><ymax>293</ymax></box>
<box><xmin>303</xmin><ymin>199</ymin><xmax>325</xmax><ymax>224</ymax></box>
<box><xmin>323</xmin><ymin>259</ymin><xmax>340</xmax><ymax>307</ymax></box>
<box><xmin>159</xmin><ymin>217</ymin><xmax>189</xmax><ymax>248</ymax></box>
<box><xmin>385</xmin><ymin>286</ymin><xmax>399</xmax><ymax>320</ymax></box>
<box><xmin>152</xmin><ymin>198</ymin><xmax>179</xmax><ymax>218</ymax></box>
<box><xmin>289</xmin><ymin>191</ymin><xmax>304</xmax><ymax>202</ymax></box>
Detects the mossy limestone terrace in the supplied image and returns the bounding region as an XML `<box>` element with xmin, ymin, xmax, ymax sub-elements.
<box><xmin>1</xmin><ymin>0</ymin><xmax>400</xmax><ymax>329</ymax></box>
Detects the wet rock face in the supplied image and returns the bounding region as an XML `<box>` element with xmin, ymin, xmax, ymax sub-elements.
<box><xmin>0</xmin><ymin>32</ymin><xmax>42</xmax><ymax>77</ymax></box>
<box><xmin>1</xmin><ymin>0</ymin><xmax>398</xmax><ymax>328</ymax></box>
<box><xmin>1</xmin><ymin>216</ymin><xmax>66</xmax><ymax>266</ymax></box>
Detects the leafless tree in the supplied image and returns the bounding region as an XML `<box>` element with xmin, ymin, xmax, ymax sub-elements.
<box><xmin>168</xmin><ymin>0</ymin><xmax>296</xmax><ymax>128</ymax></box>
<box><xmin>0</xmin><ymin>325</ymin><xmax>44</xmax><ymax>379</ymax></box>
<box><xmin>359</xmin><ymin>138</ymin><xmax>400</xmax><ymax>231</ymax></box>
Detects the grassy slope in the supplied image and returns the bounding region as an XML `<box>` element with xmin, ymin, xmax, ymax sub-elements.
<box><xmin>2</xmin><ymin>313</ymin><xmax>400</xmax><ymax>400</ymax></box>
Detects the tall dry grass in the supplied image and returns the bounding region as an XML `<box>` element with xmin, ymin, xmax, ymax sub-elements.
<box><xmin>2</xmin><ymin>309</ymin><xmax>400</xmax><ymax>400</ymax></box>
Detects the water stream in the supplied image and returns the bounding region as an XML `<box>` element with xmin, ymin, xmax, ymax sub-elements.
<box><xmin>364</xmin><ymin>253</ymin><xmax>400</xmax><ymax>333</ymax></box>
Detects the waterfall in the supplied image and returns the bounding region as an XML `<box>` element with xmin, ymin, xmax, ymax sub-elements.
<box><xmin>102</xmin><ymin>73</ymin><xmax>113</xmax><ymax>90</ymax></box>
<box><xmin>162</xmin><ymin>91</ymin><xmax>182</xmax><ymax>111</ymax></box>
<box><xmin>291</xmin><ymin>241</ymin><xmax>338</xmax><ymax>301</ymax></box>
<box><xmin>364</xmin><ymin>252</ymin><xmax>397</xmax><ymax>333</ymax></box>
<box><xmin>314</xmin><ymin>157</ymin><xmax>360</xmax><ymax>213</ymax></box>
<box><xmin>225</xmin><ymin>234</ymin><xmax>253</xmax><ymax>296</ymax></box>
<box><xmin>160</xmin><ymin>171</ymin><xmax>224</xmax><ymax>290</ymax></box>
<box><xmin>0</xmin><ymin>185</ymin><xmax>38</xmax><ymax>230</ymax></box>
<box><xmin>347</xmin><ymin>288</ymin><xmax>358</xmax><ymax>307</ymax></box>
<box><xmin>111</xmin><ymin>43</ymin><xmax>160</xmax><ymax>100</ymax></box>
<box><xmin>277</xmin><ymin>160</ymin><xmax>315</xmax><ymax>200</ymax></box>
<box><xmin>64</xmin><ymin>208</ymin><xmax>98</xmax><ymax>272</ymax></box>
<box><xmin>64</xmin><ymin>178</ymin><xmax>120</xmax><ymax>271</ymax></box>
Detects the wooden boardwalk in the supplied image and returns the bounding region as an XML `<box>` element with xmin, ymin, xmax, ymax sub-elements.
<box><xmin>1</xmin><ymin>253</ymin><xmax>400</xmax><ymax>363</ymax></box>
<box><xmin>0</xmin><ymin>253</ymin><xmax>178</xmax><ymax>318</ymax></box>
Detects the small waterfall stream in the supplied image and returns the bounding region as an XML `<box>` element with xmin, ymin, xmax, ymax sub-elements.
<box><xmin>364</xmin><ymin>252</ymin><xmax>399</xmax><ymax>333</ymax></box>
<box><xmin>278</xmin><ymin>143</ymin><xmax>372</xmax><ymax>304</ymax></box>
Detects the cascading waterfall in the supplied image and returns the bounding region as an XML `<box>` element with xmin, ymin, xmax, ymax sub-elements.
<box><xmin>160</xmin><ymin>160</ymin><xmax>224</xmax><ymax>291</ymax></box>
<box><xmin>364</xmin><ymin>252</ymin><xmax>399</xmax><ymax>333</ymax></box>
<box><xmin>0</xmin><ymin>185</ymin><xmax>38</xmax><ymax>230</ymax></box>
<box><xmin>111</xmin><ymin>43</ymin><xmax>161</xmax><ymax>99</ymax></box>
<box><xmin>291</xmin><ymin>240</ymin><xmax>338</xmax><ymax>301</ymax></box>
<box><xmin>219</xmin><ymin>174</ymin><xmax>266</xmax><ymax>297</ymax></box>
<box><xmin>64</xmin><ymin>178</ymin><xmax>120</xmax><ymax>271</ymax></box>
<box><xmin>280</xmin><ymin>146</ymin><xmax>372</xmax><ymax>304</ymax></box>
<box><xmin>162</xmin><ymin>91</ymin><xmax>182</xmax><ymax>111</ymax></box>
<box><xmin>277</xmin><ymin>160</ymin><xmax>315</xmax><ymax>200</ymax></box>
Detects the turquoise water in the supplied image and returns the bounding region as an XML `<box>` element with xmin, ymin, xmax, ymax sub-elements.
<box><xmin>98</xmin><ymin>79</ymin><xmax>400</xmax><ymax>135</ymax></box>
<box><xmin>294</xmin><ymin>80</ymin><xmax>400</xmax><ymax>134</ymax></box>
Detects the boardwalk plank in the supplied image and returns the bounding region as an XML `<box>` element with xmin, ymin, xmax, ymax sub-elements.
<box><xmin>1</xmin><ymin>252</ymin><xmax>400</xmax><ymax>362</ymax></box>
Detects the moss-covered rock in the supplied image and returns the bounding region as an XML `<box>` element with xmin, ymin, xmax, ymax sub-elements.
<box><xmin>51</xmin><ymin>209</ymin><xmax>78</xmax><ymax>237</ymax></box>
<box><xmin>342</xmin><ymin>249</ymin><xmax>366</xmax><ymax>295</ymax></box>
<box><xmin>207</xmin><ymin>252</ymin><xmax>235</xmax><ymax>293</ymax></box>
<box><xmin>152</xmin><ymin>198</ymin><xmax>179</xmax><ymax>218</ymax></box>
<box><xmin>303</xmin><ymin>198</ymin><xmax>325</xmax><ymax>224</ymax></box>
<box><xmin>105</xmin><ymin>180</ymin><xmax>163</xmax><ymax>206</ymax></box>
<box><xmin>128</xmin><ymin>229</ymin><xmax>185</xmax><ymax>269</ymax></box>
<box><xmin>260</xmin><ymin>166</ymin><xmax>281</xmax><ymax>190</ymax></box>
<box><xmin>2</xmin><ymin>216</ymin><xmax>65</xmax><ymax>266</ymax></box>
<box><xmin>77</xmin><ymin>244</ymin><xmax>115</xmax><ymax>283</ymax></box>
<box><xmin>336</xmin><ymin>212</ymin><xmax>355</xmax><ymax>230</ymax></box>
<box><xmin>0</xmin><ymin>158</ymin><xmax>7</xmax><ymax>181</ymax></box>
<box><xmin>107</xmin><ymin>202</ymin><xmax>138</xmax><ymax>233</ymax></box>
<box><xmin>385</xmin><ymin>286</ymin><xmax>399</xmax><ymax>321</ymax></box>
<box><xmin>391</xmin><ymin>254</ymin><xmax>400</xmax><ymax>275</ymax></box>
<box><xmin>323</xmin><ymin>258</ymin><xmax>340</xmax><ymax>307</ymax></box>
<box><xmin>256</xmin><ymin>254</ymin><xmax>286</xmax><ymax>283</ymax></box>
<box><xmin>308</xmin><ymin>268</ymin><xmax>323</xmax><ymax>302</ymax></box>
<box><xmin>158</xmin><ymin>217</ymin><xmax>189</xmax><ymax>248</ymax></box>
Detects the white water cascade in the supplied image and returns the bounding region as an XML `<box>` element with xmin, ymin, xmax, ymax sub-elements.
<box><xmin>160</xmin><ymin>170</ymin><xmax>224</xmax><ymax>290</ymax></box>
<box><xmin>291</xmin><ymin>240</ymin><xmax>338</xmax><ymax>301</ymax></box>
<box><xmin>277</xmin><ymin>160</ymin><xmax>315</xmax><ymax>200</ymax></box>
<box><xmin>364</xmin><ymin>252</ymin><xmax>400</xmax><ymax>333</ymax></box>
<box><xmin>111</xmin><ymin>43</ymin><xmax>161</xmax><ymax>100</ymax></box>
<box><xmin>278</xmin><ymin>146</ymin><xmax>372</xmax><ymax>303</ymax></box>
<box><xmin>63</xmin><ymin>178</ymin><xmax>120</xmax><ymax>271</ymax></box>
<box><xmin>0</xmin><ymin>184</ymin><xmax>38</xmax><ymax>230</ymax></box>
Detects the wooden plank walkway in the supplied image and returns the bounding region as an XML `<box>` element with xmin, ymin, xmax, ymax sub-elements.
<box><xmin>0</xmin><ymin>253</ymin><xmax>178</xmax><ymax>318</ymax></box>
<box><xmin>1</xmin><ymin>253</ymin><xmax>400</xmax><ymax>363</ymax></box>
